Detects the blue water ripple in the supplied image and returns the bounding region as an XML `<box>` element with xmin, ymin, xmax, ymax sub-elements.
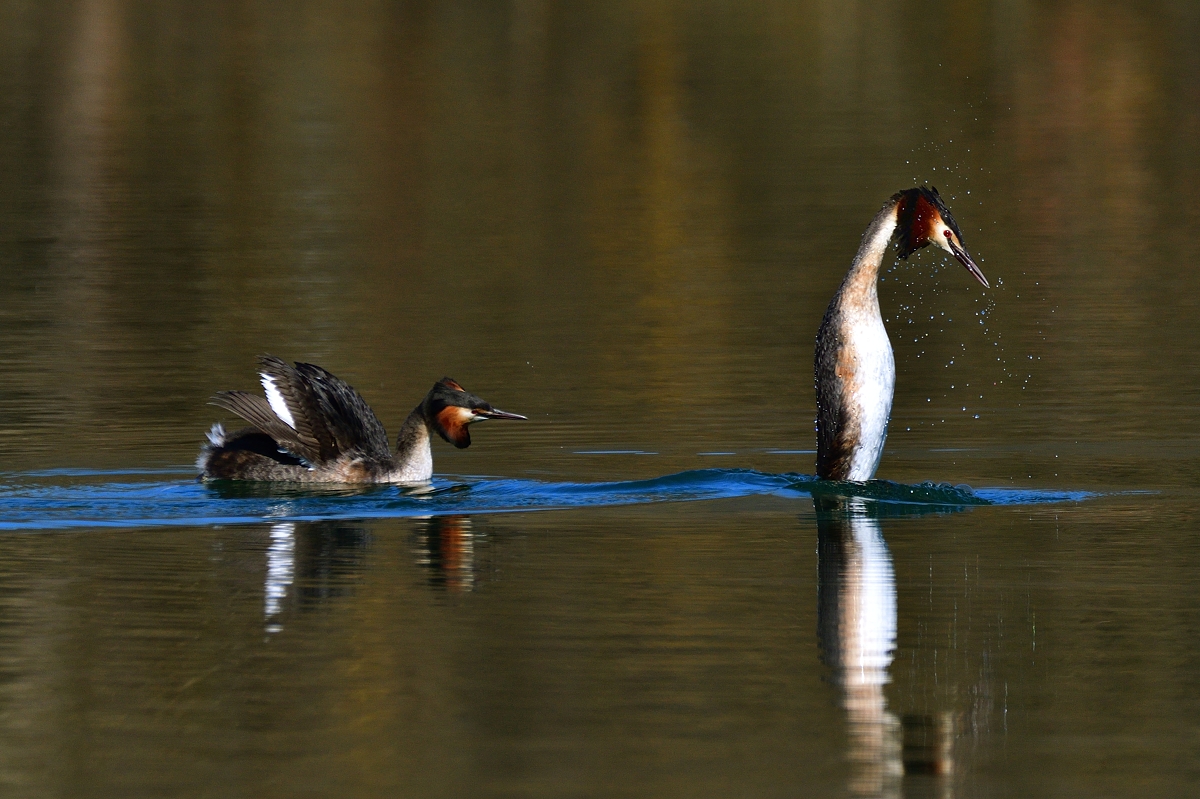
<box><xmin>0</xmin><ymin>468</ymin><xmax>1097</xmax><ymax>531</ymax></box>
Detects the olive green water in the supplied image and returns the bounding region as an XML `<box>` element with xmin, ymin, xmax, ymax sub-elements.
<box><xmin>2</xmin><ymin>1</ymin><xmax>1200</xmax><ymax>796</ymax></box>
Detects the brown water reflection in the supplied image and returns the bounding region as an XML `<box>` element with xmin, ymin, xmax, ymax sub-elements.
<box><xmin>2</xmin><ymin>1</ymin><xmax>1200</xmax><ymax>796</ymax></box>
<box><xmin>0</xmin><ymin>0</ymin><xmax>1196</xmax><ymax>486</ymax></box>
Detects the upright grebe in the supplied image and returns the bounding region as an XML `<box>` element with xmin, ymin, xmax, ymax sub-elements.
<box><xmin>198</xmin><ymin>355</ymin><xmax>526</xmax><ymax>483</ymax></box>
<box><xmin>815</xmin><ymin>187</ymin><xmax>988</xmax><ymax>481</ymax></box>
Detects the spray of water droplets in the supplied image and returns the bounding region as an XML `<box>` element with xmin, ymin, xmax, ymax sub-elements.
<box><xmin>886</xmin><ymin>137</ymin><xmax>1051</xmax><ymax>430</ymax></box>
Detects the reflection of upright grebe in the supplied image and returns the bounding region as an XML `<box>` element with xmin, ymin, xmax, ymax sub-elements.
<box><xmin>816</xmin><ymin>496</ymin><xmax>901</xmax><ymax>798</ymax></box>
<box><xmin>198</xmin><ymin>355</ymin><xmax>525</xmax><ymax>482</ymax></box>
<box><xmin>815</xmin><ymin>188</ymin><xmax>988</xmax><ymax>481</ymax></box>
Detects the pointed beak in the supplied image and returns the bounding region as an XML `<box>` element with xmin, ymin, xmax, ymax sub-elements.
<box><xmin>477</xmin><ymin>408</ymin><xmax>527</xmax><ymax>421</ymax></box>
<box><xmin>948</xmin><ymin>238</ymin><xmax>989</xmax><ymax>288</ymax></box>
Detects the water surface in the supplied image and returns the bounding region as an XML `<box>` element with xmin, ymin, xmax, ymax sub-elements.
<box><xmin>1</xmin><ymin>1</ymin><xmax>1199</xmax><ymax>796</ymax></box>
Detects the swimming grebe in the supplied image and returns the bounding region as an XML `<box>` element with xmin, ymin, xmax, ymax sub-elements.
<box><xmin>198</xmin><ymin>355</ymin><xmax>526</xmax><ymax>483</ymax></box>
<box><xmin>815</xmin><ymin>187</ymin><xmax>988</xmax><ymax>481</ymax></box>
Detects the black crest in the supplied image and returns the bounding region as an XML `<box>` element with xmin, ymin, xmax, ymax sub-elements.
<box><xmin>894</xmin><ymin>186</ymin><xmax>964</xmax><ymax>259</ymax></box>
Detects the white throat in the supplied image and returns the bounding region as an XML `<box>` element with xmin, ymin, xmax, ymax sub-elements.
<box><xmin>839</xmin><ymin>205</ymin><xmax>899</xmax><ymax>481</ymax></box>
<box><xmin>843</xmin><ymin>310</ymin><xmax>895</xmax><ymax>481</ymax></box>
<box><xmin>388</xmin><ymin>423</ymin><xmax>434</xmax><ymax>483</ymax></box>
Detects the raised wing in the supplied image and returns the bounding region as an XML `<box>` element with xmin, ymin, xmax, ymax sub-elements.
<box><xmin>209</xmin><ymin>389</ymin><xmax>321</xmax><ymax>465</ymax></box>
<box><xmin>255</xmin><ymin>355</ymin><xmax>392</xmax><ymax>463</ymax></box>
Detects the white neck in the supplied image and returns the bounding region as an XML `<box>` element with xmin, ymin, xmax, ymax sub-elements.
<box><xmin>840</xmin><ymin>204</ymin><xmax>901</xmax><ymax>305</ymax></box>
<box><xmin>388</xmin><ymin>420</ymin><xmax>434</xmax><ymax>483</ymax></box>
<box><xmin>832</xmin><ymin>203</ymin><xmax>901</xmax><ymax>481</ymax></box>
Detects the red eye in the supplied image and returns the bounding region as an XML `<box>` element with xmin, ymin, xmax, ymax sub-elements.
<box><xmin>944</xmin><ymin>230</ymin><xmax>953</xmax><ymax>238</ymax></box>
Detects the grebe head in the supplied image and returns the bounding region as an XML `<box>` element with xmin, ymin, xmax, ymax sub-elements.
<box><xmin>894</xmin><ymin>186</ymin><xmax>989</xmax><ymax>288</ymax></box>
<box><xmin>423</xmin><ymin>377</ymin><xmax>527</xmax><ymax>449</ymax></box>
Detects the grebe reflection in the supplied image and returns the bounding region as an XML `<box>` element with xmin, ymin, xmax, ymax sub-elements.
<box><xmin>413</xmin><ymin>515</ymin><xmax>482</xmax><ymax>593</ymax></box>
<box><xmin>816</xmin><ymin>496</ymin><xmax>902</xmax><ymax>797</ymax></box>
<box><xmin>816</xmin><ymin>496</ymin><xmax>960</xmax><ymax>794</ymax></box>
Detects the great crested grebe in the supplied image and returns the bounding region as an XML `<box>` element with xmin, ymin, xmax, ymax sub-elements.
<box><xmin>197</xmin><ymin>355</ymin><xmax>525</xmax><ymax>483</ymax></box>
<box><xmin>815</xmin><ymin>186</ymin><xmax>988</xmax><ymax>482</ymax></box>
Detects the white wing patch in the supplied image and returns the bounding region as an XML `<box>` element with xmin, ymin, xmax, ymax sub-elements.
<box><xmin>260</xmin><ymin>373</ymin><xmax>297</xmax><ymax>430</ymax></box>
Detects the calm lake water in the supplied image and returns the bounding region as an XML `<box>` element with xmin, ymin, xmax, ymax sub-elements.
<box><xmin>2</xmin><ymin>1</ymin><xmax>1200</xmax><ymax>796</ymax></box>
